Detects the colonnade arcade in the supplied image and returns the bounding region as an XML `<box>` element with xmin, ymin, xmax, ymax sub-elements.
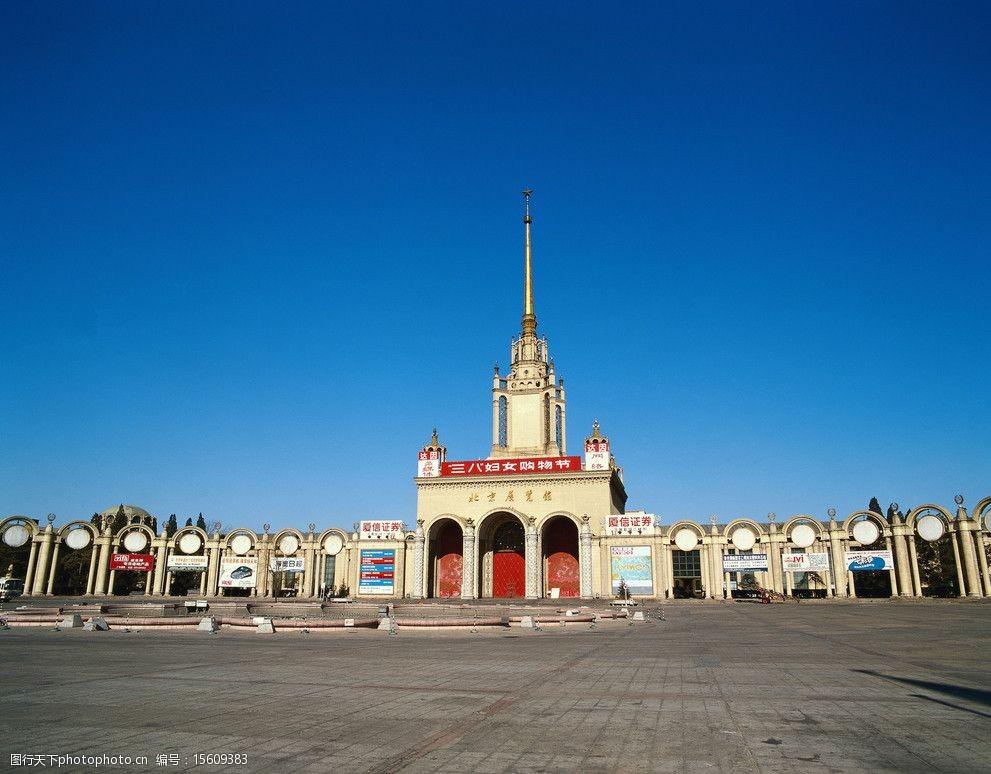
<box><xmin>0</xmin><ymin>510</ymin><xmax>350</xmax><ymax>599</ymax></box>
<box><xmin>2</xmin><ymin>496</ymin><xmax>989</xmax><ymax>599</ymax></box>
<box><xmin>409</xmin><ymin>496</ymin><xmax>991</xmax><ymax>600</ymax></box>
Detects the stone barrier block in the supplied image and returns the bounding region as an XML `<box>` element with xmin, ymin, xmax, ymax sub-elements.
<box><xmin>197</xmin><ymin>617</ymin><xmax>218</xmax><ymax>632</ymax></box>
<box><xmin>256</xmin><ymin>619</ymin><xmax>275</xmax><ymax>634</ymax></box>
<box><xmin>83</xmin><ymin>616</ymin><xmax>109</xmax><ymax>631</ymax></box>
<box><xmin>58</xmin><ymin>614</ymin><xmax>83</xmax><ymax>630</ymax></box>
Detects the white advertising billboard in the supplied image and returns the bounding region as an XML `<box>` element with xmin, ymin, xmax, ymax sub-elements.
<box><xmin>782</xmin><ymin>552</ymin><xmax>831</xmax><ymax>572</ymax></box>
<box><xmin>219</xmin><ymin>557</ymin><xmax>258</xmax><ymax>588</ymax></box>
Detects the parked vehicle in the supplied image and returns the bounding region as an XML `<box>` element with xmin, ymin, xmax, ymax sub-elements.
<box><xmin>0</xmin><ymin>577</ymin><xmax>25</xmax><ymax>602</ymax></box>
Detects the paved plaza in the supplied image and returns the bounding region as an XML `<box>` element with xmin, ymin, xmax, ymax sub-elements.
<box><xmin>2</xmin><ymin>600</ymin><xmax>990</xmax><ymax>773</ymax></box>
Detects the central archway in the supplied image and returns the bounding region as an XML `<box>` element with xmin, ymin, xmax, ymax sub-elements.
<box><xmin>429</xmin><ymin>519</ymin><xmax>463</xmax><ymax>598</ymax></box>
<box><xmin>492</xmin><ymin>520</ymin><xmax>525</xmax><ymax>598</ymax></box>
<box><xmin>542</xmin><ymin>516</ymin><xmax>579</xmax><ymax>597</ymax></box>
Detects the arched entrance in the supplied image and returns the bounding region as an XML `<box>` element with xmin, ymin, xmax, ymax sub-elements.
<box><xmin>492</xmin><ymin>520</ymin><xmax>525</xmax><ymax>598</ymax></box>
<box><xmin>542</xmin><ymin>516</ymin><xmax>579</xmax><ymax>597</ymax></box>
<box><xmin>429</xmin><ymin>520</ymin><xmax>463</xmax><ymax>598</ymax></box>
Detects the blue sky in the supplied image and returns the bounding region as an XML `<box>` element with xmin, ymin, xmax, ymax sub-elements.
<box><xmin>2</xmin><ymin>2</ymin><xmax>988</xmax><ymax>532</ymax></box>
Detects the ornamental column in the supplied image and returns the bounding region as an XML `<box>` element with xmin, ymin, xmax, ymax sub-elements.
<box><xmin>107</xmin><ymin>538</ymin><xmax>121</xmax><ymax>596</ymax></box>
<box><xmin>525</xmin><ymin>517</ymin><xmax>539</xmax><ymax>598</ymax></box>
<box><xmin>767</xmin><ymin>516</ymin><xmax>784</xmax><ymax>594</ymax></box>
<box><xmin>890</xmin><ymin>508</ymin><xmax>914</xmax><ymax>596</ymax></box>
<box><xmin>976</xmin><ymin>528</ymin><xmax>991</xmax><ymax>596</ymax></box>
<box><xmin>907</xmin><ymin>534</ymin><xmax>922</xmax><ymax>596</ymax></box>
<box><xmin>579</xmin><ymin>515</ymin><xmax>593</xmax><ymax>597</ymax></box>
<box><xmin>411</xmin><ymin>520</ymin><xmax>425</xmax><ymax>599</ymax></box>
<box><xmin>23</xmin><ymin>537</ymin><xmax>39</xmax><ymax>597</ymax></box>
<box><xmin>85</xmin><ymin>543</ymin><xmax>99</xmax><ymax>596</ymax></box>
<box><xmin>206</xmin><ymin>535</ymin><xmax>221</xmax><ymax>596</ymax></box>
<box><xmin>949</xmin><ymin>521</ymin><xmax>966</xmax><ymax>597</ymax></box>
<box><xmin>461</xmin><ymin>519</ymin><xmax>476</xmax><ymax>599</ymax></box>
<box><xmin>93</xmin><ymin>522</ymin><xmax>111</xmax><ymax>597</ymax></box>
<box><xmin>31</xmin><ymin>524</ymin><xmax>55</xmax><ymax>596</ymax></box>
<box><xmin>151</xmin><ymin>531</ymin><xmax>168</xmax><ymax>596</ymax></box>
<box><xmin>827</xmin><ymin>513</ymin><xmax>848</xmax><ymax>597</ymax></box>
<box><xmin>45</xmin><ymin>538</ymin><xmax>62</xmax><ymax>595</ymax></box>
<box><xmin>955</xmin><ymin>498</ymin><xmax>983</xmax><ymax>597</ymax></box>
<box><xmin>883</xmin><ymin>531</ymin><xmax>899</xmax><ymax>597</ymax></box>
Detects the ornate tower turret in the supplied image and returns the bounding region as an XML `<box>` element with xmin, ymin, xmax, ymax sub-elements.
<box><xmin>417</xmin><ymin>428</ymin><xmax>446</xmax><ymax>478</ymax></box>
<box><xmin>490</xmin><ymin>190</ymin><xmax>567</xmax><ymax>458</ymax></box>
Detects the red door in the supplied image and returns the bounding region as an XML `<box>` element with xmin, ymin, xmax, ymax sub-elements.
<box><xmin>436</xmin><ymin>521</ymin><xmax>463</xmax><ymax>598</ymax></box>
<box><xmin>544</xmin><ymin>518</ymin><xmax>580</xmax><ymax>597</ymax></box>
<box><xmin>492</xmin><ymin>521</ymin><xmax>525</xmax><ymax>598</ymax></box>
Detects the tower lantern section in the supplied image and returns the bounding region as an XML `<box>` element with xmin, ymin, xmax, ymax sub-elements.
<box><xmin>490</xmin><ymin>191</ymin><xmax>566</xmax><ymax>459</ymax></box>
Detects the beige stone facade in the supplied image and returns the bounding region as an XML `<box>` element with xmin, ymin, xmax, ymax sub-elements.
<box><xmin>2</xmin><ymin>198</ymin><xmax>990</xmax><ymax>601</ymax></box>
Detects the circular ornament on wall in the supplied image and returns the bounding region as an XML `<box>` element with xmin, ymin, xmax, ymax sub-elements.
<box><xmin>3</xmin><ymin>524</ymin><xmax>31</xmax><ymax>548</ymax></box>
<box><xmin>984</xmin><ymin>511</ymin><xmax>991</xmax><ymax>533</ymax></box>
<box><xmin>279</xmin><ymin>535</ymin><xmax>300</xmax><ymax>555</ymax></box>
<box><xmin>790</xmin><ymin>524</ymin><xmax>816</xmax><ymax>548</ymax></box>
<box><xmin>916</xmin><ymin>514</ymin><xmax>945</xmax><ymax>542</ymax></box>
<box><xmin>179</xmin><ymin>533</ymin><xmax>202</xmax><ymax>554</ymax></box>
<box><xmin>64</xmin><ymin>528</ymin><xmax>92</xmax><ymax>550</ymax></box>
<box><xmin>674</xmin><ymin>528</ymin><xmax>699</xmax><ymax>551</ymax></box>
<box><xmin>230</xmin><ymin>534</ymin><xmax>252</xmax><ymax>556</ymax></box>
<box><xmin>852</xmin><ymin>520</ymin><xmax>880</xmax><ymax>546</ymax></box>
<box><xmin>123</xmin><ymin>532</ymin><xmax>148</xmax><ymax>552</ymax></box>
<box><xmin>323</xmin><ymin>534</ymin><xmax>344</xmax><ymax>555</ymax></box>
<box><xmin>731</xmin><ymin>528</ymin><xmax>756</xmax><ymax>551</ymax></box>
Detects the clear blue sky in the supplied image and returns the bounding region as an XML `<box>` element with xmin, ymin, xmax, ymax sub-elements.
<box><xmin>2</xmin><ymin>3</ymin><xmax>988</xmax><ymax>532</ymax></box>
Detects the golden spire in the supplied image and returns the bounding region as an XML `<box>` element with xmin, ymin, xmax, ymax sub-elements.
<box><xmin>522</xmin><ymin>188</ymin><xmax>537</xmax><ymax>337</ymax></box>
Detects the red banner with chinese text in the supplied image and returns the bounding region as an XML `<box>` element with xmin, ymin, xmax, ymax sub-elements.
<box><xmin>110</xmin><ymin>553</ymin><xmax>154</xmax><ymax>571</ymax></box>
<box><xmin>441</xmin><ymin>456</ymin><xmax>582</xmax><ymax>476</ymax></box>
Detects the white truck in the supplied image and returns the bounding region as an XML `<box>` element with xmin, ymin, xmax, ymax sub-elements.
<box><xmin>0</xmin><ymin>577</ymin><xmax>25</xmax><ymax>602</ymax></box>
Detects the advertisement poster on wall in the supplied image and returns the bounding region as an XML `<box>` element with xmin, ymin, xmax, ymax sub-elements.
<box><xmin>722</xmin><ymin>554</ymin><xmax>769</xmax><ymax>572</ymax></box>
<box><xmin>782</xmin><ymin>553</ymin><xmax>831</xmax><ymax>572</ymax></box>
<box><xmin>610</xmin><ymin>546</ymin><xmax>653</xmax><ymax>595</ymax></box>
<box><xmin>359</xmin><ymin>521</ymin><xmax>405</xmax><ymax>540</ymax></box>
<box><xmin>110</xmin><ymin>553</ymin><xmax>154</xmax><ymax>572</ymax></box>
<box><xmin>269</xmin><ymin>557</ymin><xmax>304</xmax><ymax>573</ymax></box>
<box><xmin>167</xmin><ymin>555</ymin><xmax>208</xmax><ymax>572</ymax></box>
<box><xmin>845</xmin><ymin>550</ymin><xmax>893</xmax><ymax>571</ymax></box>
<box><xmin>359</xmin><ymin>549</ymin><xmax>395</xmax><ymax>595</ymax></box>
<box><xmin>219</xmin><ymin>557</ymin><xmax>258</xmax><ymax>588</ymax></box>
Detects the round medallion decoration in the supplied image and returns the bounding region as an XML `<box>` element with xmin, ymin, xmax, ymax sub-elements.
<box><xmin>674</xmin><ymin>528</ymin><xmax>699</xmax><ymax>551</ymax></box>
<box><xmin>64</xmin><ymin>528</ymin><xmax>92</xmax><ymax>550</ymax></box>
<box><xmin>230</xmin><ymin>534</ymin><xmax>252</xmax><ymax>556</ymax></box>
<box><xmin>123</xmin><ymin>532</ymin><xmax>148</xmax><ymax>552</ymax></box>
<box><xmin>916</xmin><ymin>514</ymin><xmax>945</xmax><ymax>542</ymax></box>
<box><xmin>279</xmin><ymin>535</ymin><xmax>299</xmax><ymax>555</ymax></box>
<box><xmin>852</xmin><ymin>520</ymin><xmax>880</xmax><ymax>546</ymax></box>
<box><xmin>179</xmin><ymin>533</ymin><xmax>202</xmax><ymax>554</ymax></box>
<box><xmin>323</xmin><ymin>534</ymin><xmax>344</xmax><ymax>555</ymax></box>
<box><xmin>731</xmin><ymin>528</ymin><xmax>756</xmax><ymax>551</ymax></box>
<box><xmin>3</xmin><ymin>524</ymin><xmax>31</xmax><ymax>548</ymax></box>
<box><xmin>984</xmin><ymin>511</ymin><xmax>991</xmax><ymax>534</ymax></box>
<box><xmin>790</xmin><ymin>524</ymin><xmax>816</xmax><ymax>548</ymax></box>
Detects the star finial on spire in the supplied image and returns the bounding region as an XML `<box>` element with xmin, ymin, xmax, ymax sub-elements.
<box><xmin>522</xmin><ymin>188</ymin><xmax>533</xmax><ymax>220</ymax></box>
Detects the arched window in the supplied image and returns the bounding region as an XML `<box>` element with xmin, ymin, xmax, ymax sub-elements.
<box><xmin>555</xmin><ymin>405</ymin><xmax>563</xmax><ymax>451</ymax></box>
<box><xmin>543</xmin><ymin>393</ymin><xmax>551</xmax><ymax>446</ymax></box>
<box><xmin>498</xmin><ymin>396</ymin><xmax>508</xmax><ymax>447</ymax></box>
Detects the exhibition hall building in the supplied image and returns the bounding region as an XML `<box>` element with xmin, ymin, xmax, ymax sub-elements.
<box><xmin>3</xmin><ymin>196</ymin><xmax>989</xmax><ymax>602</ymax></box>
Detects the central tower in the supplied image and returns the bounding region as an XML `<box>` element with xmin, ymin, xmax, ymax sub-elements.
<box><xmin>489</xmin><ymin>190</ymin><xmax>567</xmax><ymax>458</ymax></box>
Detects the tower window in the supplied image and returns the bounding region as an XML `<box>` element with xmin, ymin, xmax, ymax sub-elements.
<box><xmin>544</xmin><ymin>393</ymin><xmax>551</xmax><ymax>446</ymax></box>
<box><xmin>499</xmin><ymin>396</ymin><xmax>508</xmax><ymax>448</ymax></box>
<box><xmin>555</xmin><ymin>405</ymin><xmax>563</xmax><ymax>451</ymax></box>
